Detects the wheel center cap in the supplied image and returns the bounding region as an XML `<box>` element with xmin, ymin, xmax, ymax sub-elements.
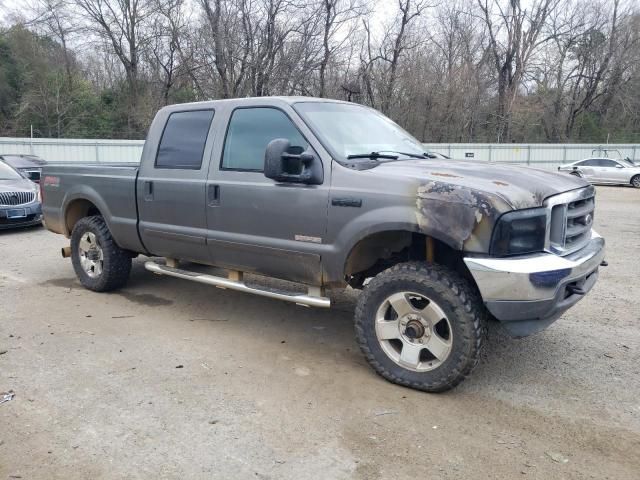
<box><xmin>404</xmin><ymin>320</ymin><xmax>426</xmax><ymax>339</ymax></box>
<box><xmin>86</xmin><ymin>249</ymin><xmax>100</xmax><ymax>261</ymax></box>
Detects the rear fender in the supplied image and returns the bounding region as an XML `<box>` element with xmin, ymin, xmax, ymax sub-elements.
<box><xmin>61</xmin><ymin>186</ymin><xmax>114</xmax><ymax>237</ymax></box>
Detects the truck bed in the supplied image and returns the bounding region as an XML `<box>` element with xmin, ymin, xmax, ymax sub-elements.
<box><xmin>41</xmin><ymin>163</ymin><xmax>144</xmax><ymax>253</ymax></box>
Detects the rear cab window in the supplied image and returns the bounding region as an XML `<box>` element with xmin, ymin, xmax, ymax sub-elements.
<box><xmin>155</xmin><ymin>110</ymin><xmax>215</xmax><ymax>169</ymax></box>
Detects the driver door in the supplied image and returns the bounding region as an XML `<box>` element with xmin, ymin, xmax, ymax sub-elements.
<box><xmin>205</xmin><ymin>106</ymin><xmax>330</xmax><ymax>285</ymax></box>
<box><xmin>595</xmin><ymin>159</ymin><xmax>619</xmax><ymax>183</ymax></box>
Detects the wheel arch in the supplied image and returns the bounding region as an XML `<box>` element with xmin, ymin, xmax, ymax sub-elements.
<box><xmin>61</xmin><ymin>187</ymin><xmax>113</xmax><ymax>237</ymax></box>
<box><xmin>340</xmin><ymin>226</ymin><xmax>471</xmax><ymax>289</ymax></box>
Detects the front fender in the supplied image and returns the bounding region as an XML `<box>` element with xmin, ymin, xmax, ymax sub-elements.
<box><xmin>323</xmin><ymin>205</ymin><xmax>459</xmax><ymax>285</ymax></box>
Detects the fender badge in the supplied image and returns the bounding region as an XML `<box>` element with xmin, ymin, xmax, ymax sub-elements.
<box><xmin>295</xmin><ymin>235</ymin><xmax>322</xmax><ymax>244</ymax></box>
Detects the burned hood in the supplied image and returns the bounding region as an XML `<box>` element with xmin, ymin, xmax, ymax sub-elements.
<box><xmin>374</xmin><ymin>159</ymin><xmax>588</xmax><ymax>210</ymax></box>
<box><xmin>372</xmin><ymin>159</ymin><xmax>590</xmax><ymax>253</ymax></box>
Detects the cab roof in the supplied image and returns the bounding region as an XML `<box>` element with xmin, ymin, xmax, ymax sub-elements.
<box><xmin>159</xmin><ymin>96</ymin><xmax>354</xmax><ymax>114</ymax></box>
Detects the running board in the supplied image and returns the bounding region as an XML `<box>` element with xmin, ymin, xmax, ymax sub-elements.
<box><xmin>144</xmin><ymin>261</ymin><xmax>330</xmax><ymax>308</ymax></box>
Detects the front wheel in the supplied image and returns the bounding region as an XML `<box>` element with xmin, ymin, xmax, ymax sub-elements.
<box><xmin>71</xmin><ymin>216</ymin><xmax>132</xmax><ymax>292</ymax></box>
<box><xmin>354</xmin><ymin>262</ymin><xmax>486</xmax><ymax>392</ymax></box>
<box><xmin>631</xmin><ymin>175</ymin><xmax>640</xmax><ymax>188</ymax></box>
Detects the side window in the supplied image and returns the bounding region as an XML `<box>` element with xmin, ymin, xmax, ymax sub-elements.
<box><xmin>599</xmin><ymin>159</ymin><xmax>617</xmax><ymax>167</ymax></box>
<box><xmin>579</xmin><ymin>159</ymin><xmax>597</xmax><ymax>166</ymax></box>
<box><xmin>222</xmin><ymin>108</ymin><xmax>308</xmax><ymax>171</ymax></box>
<box><xmin>156</xmin><ymin>110</ymin><xmax>215</xmax><ymax>169</ymax></box>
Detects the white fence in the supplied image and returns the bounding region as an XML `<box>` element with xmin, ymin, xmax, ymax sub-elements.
<box><xmin>0</xmin><ymin>137</ymin><xmax>144</xmax><ymax>164</ymax></box>
<box><xmin>1</xmin><ymin>137</ymin><xmax>638</xmax><ymax>170</ymax></box>
<box><xmin>424</xmin><ymin>143</ymin><xmax>639</xmax><ymax>170</ymax></box>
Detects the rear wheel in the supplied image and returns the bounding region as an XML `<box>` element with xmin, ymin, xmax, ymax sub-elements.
<box><xmin>631</xmin><ymin>175</ymin><xmax>640</xmax><ymax>188</ymax></box>
<box><xmin>71</xmin><ymin>216</ymin><xmax>132</xmax><ymax>292</ymax></box>
<box><xmin>354</xmin><ymin>262</ymin><xmax>486</xmax><ymax>392</ymax></box>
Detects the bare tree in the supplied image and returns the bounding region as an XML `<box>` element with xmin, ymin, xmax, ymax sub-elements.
<box><xmin>380</xmin><ymin>0</ymin><xmax>430</xmax><ymax>114</ymax></box>
<box><xmin>478</xmin><ymin>0</ymin><xmax>560</xmax><ymax>141</ymax></box>
<box><xmin>73</xmin><ymin>0</ymin><xmax>155</xmax><ymax>129</ymax></box>
<box><xmin>30</xmin><ymin>0</ymin><xmax>77</xmax><ymax>85</ymax></box>
<box><xmin>563</xmin><ymin>0</ymin><xmax>628</xmax><ymax>137</ymax></box>
<box><xmin>316</xmin><ymin>0</ymin><xmax>363</xmax><ymax>97</ymax></box>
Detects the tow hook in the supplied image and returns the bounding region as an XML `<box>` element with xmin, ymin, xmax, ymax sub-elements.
<box><xmin>566</xmin><ymin>284</ymin><xmax>586</xmax><ymax>296</ymax></box>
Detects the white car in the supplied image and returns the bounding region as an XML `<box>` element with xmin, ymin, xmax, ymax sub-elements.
<box><xmin>558</xmin><ymin>158</ymin><xmax>640</xmax><ymax>188</ymax></box>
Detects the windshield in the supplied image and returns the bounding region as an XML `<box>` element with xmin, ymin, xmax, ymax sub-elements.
<box><xmin>620</xmin><ymin>159</ymin><xmax>636</xmax><ymax>167</ymax></box>
<box><xmin>294</xmin><ymin>102</ymin><xmax>426</xmax><ymax>160</ymax></box>
<box><xmin>0</xmin><ymin>162</ymin><xmax>23</xmax><ymax>180</ymax></box>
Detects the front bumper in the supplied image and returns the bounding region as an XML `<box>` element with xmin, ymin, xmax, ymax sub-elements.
<box><xmin>464</xmin><ymin>231</ymin><xmax>605</xmax><ymax>337</ymax></box>
<box><xmin>0</xmin><ymin>202</ymin><xmax>43</xmax><ymax>230</ymax></box>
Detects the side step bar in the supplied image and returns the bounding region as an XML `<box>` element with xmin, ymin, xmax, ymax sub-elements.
<box><xmin>144</xmin><ymin>261</ymin><xmax>330</xmax><ymax>308</ymax></box>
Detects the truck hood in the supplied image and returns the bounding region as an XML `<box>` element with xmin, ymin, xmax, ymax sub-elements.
<box><xmin>374</xmin><ymin>159</ymin><xmax>589</xmax><ymax>210</ymax></box>
<box><xmin>371</xmin><ymin>159</ymin><xmax>591</xmax><ymax>252</ymax></box>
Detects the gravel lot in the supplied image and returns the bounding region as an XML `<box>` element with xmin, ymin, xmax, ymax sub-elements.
<box><xmin>1</xmin><ymin>185</ymin><xmax>639</xmax><ymax>479</ymax></box>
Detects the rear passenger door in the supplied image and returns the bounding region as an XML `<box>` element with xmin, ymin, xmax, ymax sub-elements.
<box><xmin>137</xmin><ymin>109</ymin><xmax>216</xmax><ymax>263</ymax></box>
<box><xmin>575</xmin><ymin>159</ymin><xmax>598</xmax><ymax>181</ymax></box>
<box><xmin>205</xmin><ymin>106</ymin><xmax>330</xmax><ymax>285</ymax></box>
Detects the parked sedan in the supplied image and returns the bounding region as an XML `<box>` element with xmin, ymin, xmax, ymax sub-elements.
<box><xmin>558</xmin><ymin>157</ymin><xmax>640</xmax><ymax>188</ymax></box>
<box><xmin>0</xmin><ymin>161</ymin><xmax>42</xmax><ymax>229</ymax></box>
<box><xmin>0</xmin><ymin>154</ymin><xmax>47</xmax><ymax>183</ymax></box>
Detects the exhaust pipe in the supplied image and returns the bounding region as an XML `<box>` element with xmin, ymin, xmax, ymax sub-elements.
<box><xmin>61</xmin><ymin>246</ymin><xmax>72</xmax><ymax>258</ymax></box>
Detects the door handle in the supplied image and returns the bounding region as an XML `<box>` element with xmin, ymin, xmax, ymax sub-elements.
<box><xmin>207</xmin><ymin>184</ymin><xmax>220</xmax><ymax>206</ymax></box>
<box><xmin>144</xmin><ymin>181</ymin><xmax>153</xmax><ymax>201</ymax></box>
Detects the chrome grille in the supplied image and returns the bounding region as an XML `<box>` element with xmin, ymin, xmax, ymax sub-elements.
<box><xmin>565</xmin><ymin>197</ymin><xmax>595</xmax><ymax>248</ymax></box>
<box><xmin>0</xmin><ymin>191</ymin><xmax>35</xmax><ymax>206</ymax></box>
<box><xmin>546</xmin><ymin>187</ymin><xmax>595</xmax><ymax>255</ymax></box>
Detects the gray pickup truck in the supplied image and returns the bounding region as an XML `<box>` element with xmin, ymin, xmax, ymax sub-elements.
<box><xmin>42</xmin><ymin>97</ymin><xmax>606</xmax><ymax>392</ymax></box>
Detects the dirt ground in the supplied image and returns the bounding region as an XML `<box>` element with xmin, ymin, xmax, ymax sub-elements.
<box><xmin>1</xmin><ymin>185</ymin><xmax>639</xmax><ymax>479</ymax></box>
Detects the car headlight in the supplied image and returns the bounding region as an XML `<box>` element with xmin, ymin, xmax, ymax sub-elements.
<box><xmin>490</xmin><ymin>208</ymin><xmax>547</xmax><ymax>256</ymax></box>
<box><xmin>35</xmin><ymin>188</ymin><xmax>41</xmax><ymax>202</ymax></box>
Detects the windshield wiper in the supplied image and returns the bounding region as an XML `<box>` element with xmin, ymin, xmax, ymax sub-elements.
<box><xmin>376</xmin><ymin>150</ymin><xmax>427</xmax><ymax>159</ymax></box>
<box><xmin>346</xmin><ymin>150</ymin><xmax>429</xmax><ymax>161</ymax></box>
<box><xmin>347</xmin><ymin>152</ymin><xmax>399</xmax><ymax>160</ymax></box>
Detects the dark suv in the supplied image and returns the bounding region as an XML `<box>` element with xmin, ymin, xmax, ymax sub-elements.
<box><xmin>0</xmin><ymin>154</ymin><xmax>47</xmax><ymax>183</ymax></box>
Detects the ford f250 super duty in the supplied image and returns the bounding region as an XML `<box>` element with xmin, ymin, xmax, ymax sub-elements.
<box><xmin>41</xmin><ymin>97</ymin><xmax>606</xmax><ymax>392</ymax></box>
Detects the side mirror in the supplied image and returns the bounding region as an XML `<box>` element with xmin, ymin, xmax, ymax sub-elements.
<box><xmin>264</xmin><ymin>138</ymin><xmax>323</xmax><ymax>185</ymax></box>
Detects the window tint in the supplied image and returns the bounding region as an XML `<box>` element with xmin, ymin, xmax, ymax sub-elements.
<box><xmin>222</xmin><ymin>108</ymin><xmax>307</xmax><ymax>171</ymax></box>
<box><xmin>156</xmin><ymin>110</ymin><xmax>214</xmax><ymax>169</ymax></box>
<box><xmin>579</xmin><ymin>159</ymin><xmax>599</xmax><ymax>166</ymax></box>
<box><xmin>598</xmin><ymin>159</ymin><xmax>617</xmax><ymax>167</ymax></box>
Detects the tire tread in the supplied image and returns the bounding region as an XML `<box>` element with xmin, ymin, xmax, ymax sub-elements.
<box><xmin>354</xmin><ymin>262</ymin><xmax>486</xmax><ymax>392</ymax></box>
<box><xmin>71</xmin><ymin>216</ymin><xmax>131</xmax><ymax>292</ymax></box>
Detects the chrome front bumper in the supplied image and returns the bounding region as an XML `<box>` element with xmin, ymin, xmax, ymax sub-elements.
<box><xmin>464</xmin><ymin>231</ymin><xmax>605</xmax><ymax>336</ymax></box>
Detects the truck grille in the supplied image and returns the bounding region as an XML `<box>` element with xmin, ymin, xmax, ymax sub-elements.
<box><xmin>547</xmin><ymin>187</ymin><xmax>595</xmax><ymax>255</ymax></box>
<box><xmin>0</xmin><ymin>191</ymin><xmax>35</xmax><ymax>206</ymax></box>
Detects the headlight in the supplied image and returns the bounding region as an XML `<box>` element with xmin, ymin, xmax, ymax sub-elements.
<box><xmin>35</xmin><ymin>188</ymin><xmax>41</xmax><ymax>202</ymax></box>
<box><xmin>490</xmin><ymin>208</ymin><xmax>547</xmax><ymax>256</ymax></box>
